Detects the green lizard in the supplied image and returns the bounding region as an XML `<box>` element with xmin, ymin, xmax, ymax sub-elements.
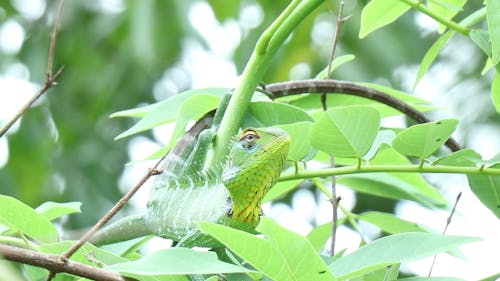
<box><xmin>91</xmin><ymin>116</ymin><xmax>290</xmax><ymax>247</ymax></box>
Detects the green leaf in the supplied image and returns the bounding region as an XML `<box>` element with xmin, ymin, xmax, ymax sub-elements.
<box><xmin>398</xmin><ymin>277</ymin><xmax>466</xmax><ymax>281</ymax></box>
<box><xmin>114</xmin><ymin>88</ymin><xmax>228</xmax><ymax>139</ymax></box>
<box><xmin>0</xmin><ymin>260</ymin><xmax>25</xmax><ymax>281</ymax></box>
<box><xmin>166</xmin><ymin>94</ymin><xmax>221</xmax><ymax>148</ymax></box>
<box><xmin>100</xmin><ymin>236</ymin><xmax>154</xmax><ymax>258</ymax></box>
<box><xmin>111</xmin><ymin>102</ymin><xmax>162</xmax><ymax>118</ymax></box>
<box><xmin>362</xmin><ymin>130</ymin><xmax>396</xmax><ymax>161</ymax></box>
<box><xmin>467</xmin><ymin>163</ymin><xmax>500</xmax><ymax>219</ymax></box>
<box><xmin>307</xmin><ymin>222</ymin><xmax>333</xmax><ymax>252</ymax></box>
<box><xmin>244</xmin><ymin>101</ymin><xmax>314</xmax><ymax>128</ymax></box>
<box><xmin>414</xmin><ymin>30</ymin><xmax>454</xmax><ymax>89</ymax></box>
<box><xmin>487</xmin><ymin>0</ymin><xmax>500</xmax><ymax>65</ymax></box>
<box><xmin>432</xmin><ymin>148</ymin><xmax>481</xmax><ymax>167</ymax></box>
<box><xmin>428</xmin><ymin>0</ymin><xmax>466</xmax><ymax>33</ymax></box>
<box><xmin>491</xmin><ymin>72</ymin><xmax>500</xmax><ymax>113</ymax></box>
<box><xmin>42</xmin><ymin>242</ymin><xmax>179</xmax><ymax>281</ymax></box>
<box><xmin>470</xmin><ymin>29</ymin><xmax>492</xmax><ymax>58</ymax></box>
<box><xmin>41</xmin><ymin>241</ymin><xmax>128</xmax><ymax>266</ymax></box>
<box><xmin>0</xmin><ymin>195</ymin><xmax>58</xmax><ymax>243</ymax></box>
<box><xmin>351</xmin><ymin>266</ymin><xmax>396</xmax><ymax>281</ymax></box>
<box><xmin>359</xmin><ymin>0</ymin><xmax>411</xmax><ymax>38</ymax></box>
<box><xmin>481</xmin><ymin>58</ymin><xmax>494</xmax><ymax>75</ymax></box>
<box><xmin>392</xmin><ymin>119</ymin><xmax>459</xmax><ymax>160</ymax></box>
<box><xmin>370</xmin><ymin>145</ymin><xmax>447</xmax><ymax>206</ymax></box>
<box><xmin>433</xmin><ymin>149</ymin><xmax>500</xmax><ymax>218</ymax></box>
<box><xmin>316</xmin><ymin>54</ymin><xmax>356</xmax><ymax>79</ymax></box>
<box><xmin>106</xmin><ymin>248</ymin><xmax>254</xmax><ymax>276</ymax></box>
<box><xmin>199</xmin><ymin>218</ymin><xmax>335</xmax><ymax>281</ymax></box>
<box><xmin>329</xmin><ymin>232</ymin><xmax>480</xmax><ymax>280</ymax></box>
<box><xmin>357</xmin><ymin>211</ymin><xmax>429</xmax><ymax>234</ymax></box>
<box><xmin>263</xmin><ymin>179</ymin><xmax>303</xmax><ymax>203</ymax></box>
<box><xmin>208</xmin><ymin>0</ymin><xmax>240</xmax><ymax>21</ymax></box>
<box><xmin>204</xmin><ymin>276</ymin><xmax>219</xmax><ymax>281</ymax></box>
<box><xmin>338</xmin><ymin>145</ymin><xmax>447</xmax><ymax>206</ymax></box>
<box><xmin>35</xmin><ymin>202</ymin><xmax>81</xmax><ymax>221</ymax></box>
<box><xmin>338</xmin><ymin>173</ymin><xmax>442</xmax><ymax>207</ymax></box>
<box><xmin>385</xmin><ymin>264</ymin><xmax>401</xmax><ymax>281</ymax></box>
<box><xmin>311</xmin><ymin>106</ymin><xmax>380</xmax><ymax>158</ymax></box>
<box><xmin>256</xmin><ymin>218</ymin><xmax>335</xmax><ymax>280</ymax></box>
<box><xmin>278</xmin><ymin>121</ymin><xmax>314</xmax><ymax>161</ymax></box>
<box><xmin>477</xmin><ymin>273</ymin><xmax>500</xmax><ymax>281</ymax></box>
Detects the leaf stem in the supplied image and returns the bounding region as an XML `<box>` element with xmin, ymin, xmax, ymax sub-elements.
<box><xmin>279</xmin><ymin>164</ymin><xmax>500</xmax><ymax>181</ymax></box>
<box><xmin>0</xmin><ymin>236</ymin><xmax>39</xmax><ymax>251</ymax></box>
<box><xmin>338</xmin><ymin>204</ymin><xmax>365</xmax><ymax>243</ymax></box>
<box><xmin>399</xmin><ymin>0</ymin><xmax>469</xmax><ymax>35</ymax></box>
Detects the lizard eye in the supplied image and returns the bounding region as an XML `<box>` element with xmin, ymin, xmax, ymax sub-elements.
<box><xmin>239</xmin><ymin>129</ymin><xmax>260</xmax><ymax>149</ymax></box>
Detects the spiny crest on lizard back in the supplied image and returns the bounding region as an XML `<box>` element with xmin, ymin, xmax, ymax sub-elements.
<box><xmin>151</xmin><ymin>166</ymin><xmax>221</xmax><ymax>191</ymax></box>
<box><xmin>222</xmin><ymin>127</ymin><xmax>290</xmax><ymax>225</ymax></box>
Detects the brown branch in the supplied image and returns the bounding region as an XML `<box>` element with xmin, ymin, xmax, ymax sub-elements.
<box><xmin>0</xmin><ymin>0</ymin><xmax>65</xmax><ymax>138</ymax></box>
<box><xmin>265</xmin><ymin>79</ymin><xmax>462</xmax><ymax>152</ymax></box>
<box><xmin>0</xmin><ymin>244</ymin><xmax>128</xmax><ymax>281</ymax></box>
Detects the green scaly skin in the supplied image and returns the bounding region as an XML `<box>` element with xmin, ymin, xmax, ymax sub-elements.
<box><xmin>91</xmin><ymin>127</ymin><xmax>290</xmax><ymax>247</ymax></box>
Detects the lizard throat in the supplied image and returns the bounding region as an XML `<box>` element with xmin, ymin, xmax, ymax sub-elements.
<box><xmin>229</xmin><ymin>186</ymin><xmax>266</xmax><ymax>225</ymax></box>
<box><xmin>223</xmin><ymin>127</ymin><xmax>290</xmax><ymax>226</ymax></box>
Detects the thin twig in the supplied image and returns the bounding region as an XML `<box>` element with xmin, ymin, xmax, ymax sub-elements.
<box><xmin>0</xmin><ymin>244</ymin><xmax>128</xmax><ymax>281</ymax></box>
<box><xmin>65</xmin><ymin>157</ymin><xmax>165</xmax><ymax>259</ymax></box>
<box><xmin>45</xmin><ymin>157</ymin><xmax>165</xmax><ymax>281</ymax></box>
<box><xmin>329</xmin><ymin>156</ymin><xmax>340</xmax><ymax>256</ymax></box>
<box><xmin>324</xmin><ymin>2</ymin><xmax>347</xmax><ymax>256</ymax></box>
<box><xmin>0</xmin><ymin>0</ymin><xmax>65</xmax><ymax>138</ymax></box>
<box><xmin>428</xmin><ymin>192</ymin><xmax>462</xmax><ymax>276</ymax></box>
<box><xmin>46</xmin><ymin>106</ymin><xmax>215</xmax><ymax>280</ymax></box>
<box><xmin>46</xmin><ymin>0</ymin><xmax>65</xmax><ymax>80</ymax></box>
<box><xmin>326</xmin><ymin>2</ymin><xmax>349</xmax><ymax>79</ymax></box>
<box><xmin>0</xmin><ymin>67</ymin><xmax>64</xmax><ymax>138</ymax></box>
<box><xmin>265</xmin><ymin>79</ymin><xmax>462</xmax><ymax>152</ymax></box>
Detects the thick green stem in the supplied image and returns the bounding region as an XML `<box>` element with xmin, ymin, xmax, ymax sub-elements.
<box><xmin>399</xmin><ymin>0</ymin><xmax>469</xmax><ymax>35</ymax></box>
<box><xmin>210</xmin><ymin>0</ymin><xmax>326</xmax><ymax>165</ymax></box>
<box><xmin>279</xmin><ymin>164</ymin><xmax>500</xmax><ymax>181</ymax></box>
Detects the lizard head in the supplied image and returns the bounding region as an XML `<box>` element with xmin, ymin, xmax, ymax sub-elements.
<box><xmin>222</xmin><ymin>127</ymin><xmax>290</xmax><ymax>225</ymax></box>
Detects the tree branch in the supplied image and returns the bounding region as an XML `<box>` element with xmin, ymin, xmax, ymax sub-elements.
<box><xmin>61</xmin><ymin>156</ymin><xmax>166</xmax><ymax>260</ymax></box>
<box><xmin>265</xmin><ymin>79</ymin><xmax>462</xmax><ymax>152</ymax></box>
<box><xmin>0</xmin><ymin>244</ymin><xmax>128</xmax><ymax>281</ymax></box>
<box><xmin>0</xmin><ymin>0</ymin><xmax>65</xmax><ymax>138</ymax></box>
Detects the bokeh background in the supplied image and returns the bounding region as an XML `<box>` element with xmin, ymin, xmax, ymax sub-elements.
<box><xmin>0</xmin><ymin>0</ymin><xmax>498</xmax><ymax>279</ymax></box>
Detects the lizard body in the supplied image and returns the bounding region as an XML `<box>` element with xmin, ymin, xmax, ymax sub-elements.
<box><xmin>91</xmin><ymin>126</ymin><xmax>290</xmax><ymax>247</ymax></box>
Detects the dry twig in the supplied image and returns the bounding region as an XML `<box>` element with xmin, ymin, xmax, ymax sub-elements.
<box><xmin>0</xmin><ymin>0</ymin><xmax>65</xmax><ymax>138</ymax></box>
<box><xmin>428</xmin><ymin>192</ymin><xmax>462</xmax><ymax>276</ymax></box>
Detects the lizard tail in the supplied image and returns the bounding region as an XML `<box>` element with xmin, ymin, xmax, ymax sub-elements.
<box><xmin>90</xmin><ymin>214</ymin><xmax>151</xmax><ymax>246</ymax></box>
